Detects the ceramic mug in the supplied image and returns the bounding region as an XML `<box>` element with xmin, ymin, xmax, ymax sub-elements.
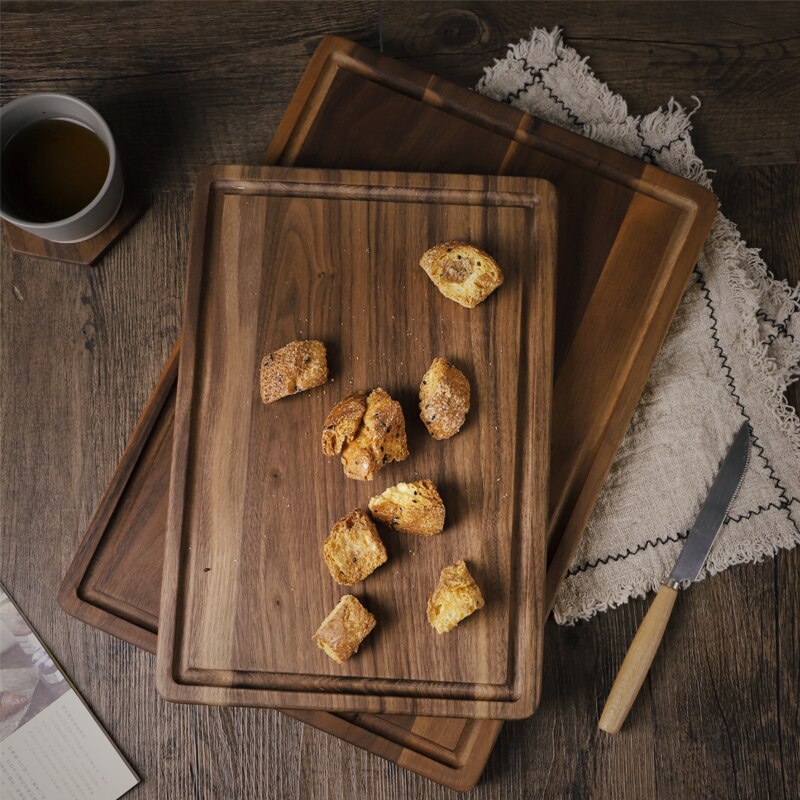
<box><xmin>0</xmin><ymin>93</ymin><xmax>124</xmax><ymax>243</ymax></box>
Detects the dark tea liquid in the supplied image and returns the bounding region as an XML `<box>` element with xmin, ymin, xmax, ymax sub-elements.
<box><xmin>1</xmin><ymin>118</ymin><xmax>109</xmax><ymax>222</ymax></box>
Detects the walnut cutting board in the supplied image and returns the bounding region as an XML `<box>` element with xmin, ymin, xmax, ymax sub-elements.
<box><xmin>60</xmin><ymin>36</ymin><xmax>716</xmax><ymax>790</ymax></box>
<box><xmin>156</xmin><ymin>166</ymin><xmax>556</xmax><ymax>718</ymax></box>
<box><xmin>59</xmin><ymin>344</ymin><xmax>502</xmax><ymax>791</ymax></box>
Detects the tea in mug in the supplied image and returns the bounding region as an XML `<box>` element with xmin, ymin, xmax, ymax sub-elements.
<box><xmin>1</xmin><ymin>118</ymin><xmax>109</xmax><ymax>223</ymax></box>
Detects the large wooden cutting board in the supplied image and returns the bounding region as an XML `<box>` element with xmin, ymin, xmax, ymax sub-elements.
<box><xmin>264</xmin><ymin>38</ymin><xmax>716</xmax><ymax>599</ymax></box>
<box><xmin>59</xmin><ymin>344</ymin><xmax>503</xmax><ymax>791</ymax></box>
<box><xmin>156</xmin><ymin>166</ymin><xmax>555</xmax><ymax>718</ymax></box>
<box><xmin>60</xmin><ymin>36</ymin><xmax>716</xmax><ymax>790</ymax></box>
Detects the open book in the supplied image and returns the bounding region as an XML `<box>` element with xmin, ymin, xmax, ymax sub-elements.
<box><xmin>0</xmin><ymin>584</ymin><xmax>139</xmax><ymax>799</ymax></box>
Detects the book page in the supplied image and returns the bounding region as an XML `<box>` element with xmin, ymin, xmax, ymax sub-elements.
<box><xmin>0</xmin><ymin>585</ymin><xmax>139</xmax><ymax>800</ymax></box>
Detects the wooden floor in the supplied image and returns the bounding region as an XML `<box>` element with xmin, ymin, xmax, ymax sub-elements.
<box><xmin>2</xmin><ymin>3</ymin><xmax>798</xmax><ymax>798</ymax></box>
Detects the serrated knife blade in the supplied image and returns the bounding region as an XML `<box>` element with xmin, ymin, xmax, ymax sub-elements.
<box><xmin>599</xmin><ymin>421</ymin><xmax>751</xmax><ymax>735</ymax></box>
<box><xmin>666</xmin><ymin>420</ymin><xmax>751</xmax><ymax>586</ymax></box>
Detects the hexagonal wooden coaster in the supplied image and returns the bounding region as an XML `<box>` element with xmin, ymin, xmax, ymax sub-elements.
<box><xmin>2</xmin><ymin>190</ymin><xmax>144</xmax><ymax>265</ymax></box>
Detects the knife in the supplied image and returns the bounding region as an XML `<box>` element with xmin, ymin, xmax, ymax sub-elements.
<box><xmin>598</xmin><ymin>421</ymin><xmax>751</xmax><ymax>734</ymax></box>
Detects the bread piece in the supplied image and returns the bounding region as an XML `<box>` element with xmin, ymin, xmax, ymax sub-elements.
<box><xmin>419</xmin><ymin>242</ymin><xmax>503</xmax><ymax>308</ymax></box>
<box><xmin>259</xmin><ymin>339</ymin><xmax>328</xmax><ymax>404</ymax></box>
<box><xmin>323</xmin><ymin>509</ymin><xmax>388</xmax><ymax>584</ymax></box>
<box><xmin>368</xmin><ymin>479</ymin><xmax>445</xmax><ymax>536</ymax></box>
<box><xmin>341</xmin><ymin>388</ymin><xmax>409</xmax><ymax>481</ymax></box>
<box><xmin>313</xmin><ymin>594</ymin><xmax>376</xmax><ymax>663</ymax></box>
<box><xmin>419</xmin><ymin>357</ymin><xmax>471</xmax><ymax>440</ymax></box>
<box><xmin>322</xmin><ymin>391</ymin><xmax>367</xmax><ymax>456</ymax></box>
<box><xmin>427</xmin><ymin>560</ymin><xmax>485</xmax><ymax>634</ymax></box>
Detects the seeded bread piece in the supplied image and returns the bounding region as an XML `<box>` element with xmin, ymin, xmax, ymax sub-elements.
<box><xmin>322</xmin><ymin>391</ymin><xmax>368</xmax><ymax>456</ymax></box>
<box><xmin>313</xmin><ymin>595</ymin><xmax>376</xmax><ymax>663</ymax></box>
<box><xmin>419</xmin><ymin>357</ymin><xmax>471</xmax><ymax>440</ymax></box>
<box><xmin>419</xmin><ymin>242</ymin><xmax>503</xmax><ymax>308</ymax></box>
<box><xmin>427</xmin><ymin>560</ymin><xmax>485</xmax><ymax>634</ymax></box>
<box><xmin>341</xmin><ymin>388</ymin><xmax>409</xmax><ymax>481</ymax></box>
<box><xmin>323</xmin><ymin>509</ymin><xmax>388</xmax><ymax>584</ymax></box>
<box><xmin>259</xmin><ymin>339</ymin><xmax>328</xmax><ymax>403</ymax></box>
<box><xmin>368</xmin><ymin>480</ymin><xmax>445</xmax><ymax>536</ymax></box>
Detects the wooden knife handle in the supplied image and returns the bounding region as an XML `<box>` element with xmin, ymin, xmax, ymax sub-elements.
<box><xmin>599</xmin><ymin>584</ymin><xmax>678</xmax><ymax>734</ymax></box>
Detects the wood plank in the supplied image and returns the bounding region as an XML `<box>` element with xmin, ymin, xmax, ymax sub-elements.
<box><xmin>3</xmin><ymin>1</ymin><xmax>797</xmax><ymax>195</ymax></box>
<box><xmin>156</xmin><ymin>166</ymin><xmax>555</xmax><ymax>717</ymax></box>
<box><xmin>382</xmin><ymin>1</ymin><xmax>800</xmax><ymax>168</ymax></box>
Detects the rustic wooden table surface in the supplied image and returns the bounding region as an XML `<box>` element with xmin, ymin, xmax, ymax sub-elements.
<box><xmin>2</xmin><ymin>3</ymin><xmax>798</xmax><ymax>798</ymax></box>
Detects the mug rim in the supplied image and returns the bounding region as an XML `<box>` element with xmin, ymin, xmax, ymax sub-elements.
<box><xmin>0</xmin><ymin>92</ymin><xmax>118</xmax><ymax>230</ymax></box>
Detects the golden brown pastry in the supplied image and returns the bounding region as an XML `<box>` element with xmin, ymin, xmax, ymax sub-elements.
<box><xmin>323</xmin><ymin>509</ymin><xmax>388</xmax><ymax>584</ymax></box>
<box><xmin>313</xmin><ymin>594</ymin><xmax>377</xmax><ymax>663</ymax></box>
<box><xmin>368</xmin><ymin>479</ymin><xmax>445</xmax><ymax>536</ymax></box>
<box><xmin>419</xmin><ymin>242</ymin><xmax>503</xmax><ymax>308</ymax></box>
<box><xmin>426</xmin><ymin>560</ymin><xmax>485</xmax><ymax>633</ymax></box>
<box><xmin>340</xmin><ymin>388</ymin><xmax>409</xmax><ymax>480</ymax></box>
<box><xmin>259</xmin><ymin>339</ymin><xmax>328</xmax><ymax>403</ymax></box>
<box><xmin>419</xmin><ymin>357</ymin><xmax>471</xmax><ymax>440</ymax></box>
<box><xmin>321</xmin><ymin>391</ymin><xmax>368</xmax><ymax>456</ymax></box>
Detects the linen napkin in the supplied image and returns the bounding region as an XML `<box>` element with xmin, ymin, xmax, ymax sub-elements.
<box><xmin>477</xmin><ymin>27</ymin><xmax>800</xmax><ymax>624</ymax></box>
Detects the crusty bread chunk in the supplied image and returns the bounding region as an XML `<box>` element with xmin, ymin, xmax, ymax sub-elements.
<box><xmin>419</xmin><ymin>242</ymin><xmax>503</xmax><ymax>308</ymax></box>
<box><xmin>427</xmin><ymin>560</ymin><xmax>484</xmax><ymax>634</ymax></box>
<box><xmin>323</xmin><ymin>509</ymin><xmax>388</xmax><ymax>584</ymax></box>
<box><xmin>313</xmin><ymin>594</ymin><xmax>376</xmax><ymax>663</ymax></box>
<box><xmin>259</xmin><ymin>339</ymin><xmax>328</xmax><ymax>403</ymax></box>
<box><xmin>322</xmin><ymin>391</ymin><xmax>368</xmax><ymax>456</ymax></box>
<box><xmin>419</xmin><ymin>357</ymin><xmax>471</xmax><ymax>440</ymax></box>
<box><xmin>368</xmin><ymin>480</ymin><xmax>445</xmax><ymax>536</ymax></box>
<box><xmin>340</xmin><ymin>388</ymin><xmax>409</xmax><ymax>481</ymax></box>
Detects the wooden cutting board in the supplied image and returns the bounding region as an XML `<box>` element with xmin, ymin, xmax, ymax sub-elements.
<box><xmin>262</xmin><ymin>37</ymin><xmax>716</xmax><ymax>599</ymax></box>
<box><xmin>60</xmin><ymin>36</ymin><xmax>716</xmax><ymax>789</ymax></box>
<box><xmin>59</xmin><ymin>345</ymin><xmax>503</xmax><ymax>791</ymax></box>
<box><xmin>156</xmin><ymin>166</ymin><xmax>555</xmax><ymax>718</ymax></box>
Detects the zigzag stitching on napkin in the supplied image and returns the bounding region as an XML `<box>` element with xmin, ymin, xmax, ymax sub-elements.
<box><xmin>503</xmin><ymin>55</ymin><xmax>561</xmax><ymax>105</ymax></box>
<box><xmin>569</xmin><ymin>272</ymin><xmax>800</xmax><ymax>579</ymax></box>
<box><xmin>648</xmin><ymin>132</ymin><xmax>688</xmax><ymax>158</ymax></box>
<box><xmin>756</xmin><ymin>309</ymin><xmax>788</xmax><ymax>333</ymax></box>
<box><xmin>567</xmin><ymin>501</ymin><xmax>790</xmax><ymax>576</ymax></box>
<box><xmin>504</xmin><ymin>54</ymin><xmax>584</xmax><ymax>127</ymax></box>
<box><xmin>503</xmin><ymin>57</ymin><xmax>539</xmax><ymax>104</ymax></box>
<box><xmin>728</xmin><ymin>500</ymin><xmax>788</xmax><ymax>523</ymax></box>
<box><xmin>568</xmin><ymin>529</ymin><xmax>690</xmax><ymax>576</ymax></box>
<box><xmin>534</xmin><ymin>78</ymin><xmax>583</xmax><ymax>127</ymax></box>
<box><xmin>633</xmin><ymin>118</ymin><xmax>654</xmax><ymax>162</ymax></box>
<box><xmin>694</xmin><ymin>265</ymin><xmax>795</xmax><ymax>513</ymax></box>
<box><xmin>756</xmin><ymin>309</ymin><xmax>795</xmax><ymax>343</ymax></box>
<box><xmin>639</xmin><ymin>130</ymin><xmax>692</xmax><ymax>166</ymax></box>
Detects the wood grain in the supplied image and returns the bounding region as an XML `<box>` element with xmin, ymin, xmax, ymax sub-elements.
<box><xmin>598</xmin><ymin>584</ymin><xmax>678</xmax><ymax>735</ymax></box>
<box><xmin>261</xmin><ymin>36</ymin><xmax>715</xmax><ymax>617</ymax></box>
<box><xmin>156</xmin><ymin>166</ymin><xmax>555</xmax><ymax>717</ymax></box>
<box><xmin>2</xmin><ymin>189</ymin><xmax>144</xmax><ymax>266</ymax></box>
<box><xmin>4</xmin><ymin>4</ymin><xmax>798</xmax><ymax>799</ymax></box>
<box><xmin>381</xmin><ymin>2</ymin><xmax>800</xmax><ymax>166</ymax></box>
<box><xmin>59</xmin><ymin>31</ymin><xmax>714</xmax><ymax>788</ymax></box>
<box><xmin>3</xmin><ymin>1</ymin><xmax>797</xmax><ymax>189</ymax></box>
<box><xmin>58</xmin><ymin>340</ymin><xmax>503</xmax><ymax>791</ymax></box>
